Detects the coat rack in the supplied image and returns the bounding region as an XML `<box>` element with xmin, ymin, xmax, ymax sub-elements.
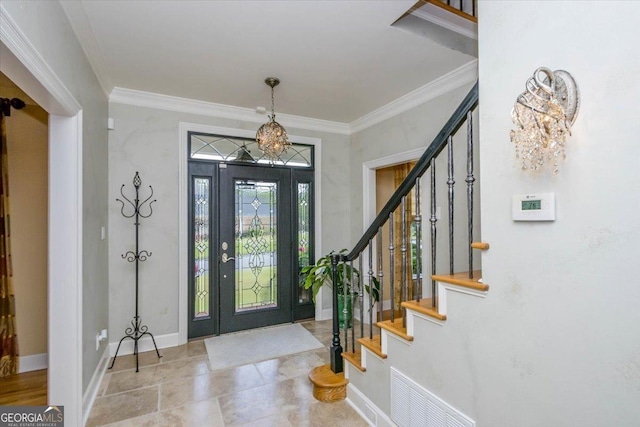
<box><xmin>109</xmin><ymin>172</ymin><xmax>161</xmax><ymax>372</ymax></box>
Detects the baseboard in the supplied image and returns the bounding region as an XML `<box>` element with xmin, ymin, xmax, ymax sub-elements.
<box><xmin>317</xmin><ymin>307</ymin><xmax>333</xmax><ymax>321</ymax></box>
<box><xmin>346</xmin><ymin>383</ymin><xmax>396</xmax><ymax>427</ymax></box>
<box><xmin>108</xmin><ymin>332</ymin><xmax>179</xmax><ymax>357</ymax></box>
<box><xmin>82</xmin><ymin>346</ymin><xmax>109</xmax><ymax>426</ymax></box>
<box><xmin>18</xmin><ymin>353</ymin><xmax>48</xmax><ymax>373</ymax></box>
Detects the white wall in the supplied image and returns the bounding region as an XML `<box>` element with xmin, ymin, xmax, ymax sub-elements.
<box><xmin>1</xmin><ymin>0</ymin><xmax>109</xmax><ymax>396</ymax></box>
<box><xmin>107</xmin><ymin>102</ymin><xmax>351</xmax><ymax>338</ymax></box>
<box><xmin>452</xmin><ymin>1</ymin><xmax>640</xmax><ymax>425</ymax></box>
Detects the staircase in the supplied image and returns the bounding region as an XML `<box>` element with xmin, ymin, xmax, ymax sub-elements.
<box><xmin>309</xmin><ymin>81</ymin><xmax>482</xmax><ymax>425</ymax></box>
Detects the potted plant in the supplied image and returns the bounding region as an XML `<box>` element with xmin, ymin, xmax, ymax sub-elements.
<box><xmin>300</xmin><ymin>249</ymin><xmax>379</xmax><ymax>328</ymax></box>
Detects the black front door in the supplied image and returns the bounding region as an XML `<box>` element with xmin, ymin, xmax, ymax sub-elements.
<box><xmin>218</xmin><ymin>164</ymin><xmax>292</xmax><ymax>333</ymax></box>
<box><xmin>188</xmin><ymin>161</ymin><xmax>315</xmax><ymax>338</ymax></box>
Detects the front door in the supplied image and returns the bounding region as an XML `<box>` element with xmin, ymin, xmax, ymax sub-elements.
<box><xmin>219</xmin><ymin>164</ymin><xmax>291</xmax><ymax>333</ymax></box>
<box><xmin>188</xmin><ymin>157</ymin><xmax>315</xmax><ymax>338</ymax></box>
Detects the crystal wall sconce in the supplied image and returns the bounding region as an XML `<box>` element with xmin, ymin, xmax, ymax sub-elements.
<box><xmin>510</xmin><ymin>67</ymin><xmax>579</xmax><ymax>174</ymax></box>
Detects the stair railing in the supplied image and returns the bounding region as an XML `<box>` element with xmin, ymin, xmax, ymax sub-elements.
<box><xmin>329</xmin><ymin>82</ymin><xmax>479</xmax><ymax>374</ymax></box>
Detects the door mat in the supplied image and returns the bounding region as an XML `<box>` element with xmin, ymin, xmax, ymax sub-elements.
<box><xmin>204</xmin><ymin>323</ymin><xmax>324</xmax><ymax>371</ymax></box>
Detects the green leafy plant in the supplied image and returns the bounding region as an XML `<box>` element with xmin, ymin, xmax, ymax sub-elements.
<box><xmin>300</xmin><ymin>249</ymin><xmax>379</xmax><ymax>304</ymax></box>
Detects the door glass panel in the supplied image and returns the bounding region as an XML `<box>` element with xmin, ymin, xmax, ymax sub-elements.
<box><xmin>193</xmin><ymin>177</ymin><xmax>211</xmax><ymax>318</ymax></box>
<box><xmin>235</xmin><ymin>179</ymin><xmax>278</xmax><ymax>312</ymax></box>
<box><xmin>297</xmin><ymin>183</ymin><xmax>312</xmax><ymax>304</ymax></box>
<box><xmin>190</xmin><ymin>133</ymin><xmax>313</xmax><ymax>167</ymax></box>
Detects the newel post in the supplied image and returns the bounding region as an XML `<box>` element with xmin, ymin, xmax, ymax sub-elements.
<box><xmin>330</xmin><ymin>253</ymin><xmax>343</xmax><ymax>373</ymax></box>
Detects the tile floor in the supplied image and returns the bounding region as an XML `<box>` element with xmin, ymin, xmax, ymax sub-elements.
<box><xmin>86</xmin><ymin>320</ymin><xmax>368</xmax><ymax>426</ymax></box>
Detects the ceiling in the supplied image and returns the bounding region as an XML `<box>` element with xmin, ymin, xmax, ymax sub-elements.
<box><xmin>60</xmin><ymin>1</ymin><xmax>475</xmax><ymax>124</ymax></box>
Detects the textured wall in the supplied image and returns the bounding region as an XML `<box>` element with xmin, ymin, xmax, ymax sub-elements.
<box><xmin>466</xmin><ymin>1</ymin><xmax>639</xmax><ymax>425</ymax></box>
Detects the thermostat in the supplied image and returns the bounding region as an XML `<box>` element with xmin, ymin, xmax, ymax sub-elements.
<box><xmin>512</xmin><ymin>193</ymin><xmax>555</xmax><ymax>221</ymax></box>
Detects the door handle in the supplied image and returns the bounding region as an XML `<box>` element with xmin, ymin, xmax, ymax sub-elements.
<box><xmin>221</xmin><ymin>253</ymin><xmax>235</xmax><ymax>263</ymax></box>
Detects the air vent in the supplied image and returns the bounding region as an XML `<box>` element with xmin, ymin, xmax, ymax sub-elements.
<box><xmin>391</xmin><ymin>367</ymin><xmax>475</xmax><ymax>427</ymax></box>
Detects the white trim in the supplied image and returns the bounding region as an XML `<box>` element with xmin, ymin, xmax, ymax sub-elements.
<box><xmin>108</xmin><ymin>332</ymin><xmax>180</xmax><ymax>357</ymax></box>
<box><xmin>48</xmin><ymin>113</ymin><xmax>83</xmax><ymax>427</ymax></box>
<box><xmin>18</xmin><ymin>353</ymin><xmax>48</xmax><ymax>373</ymax></box>
<box><xmin>82</xmin><ymin>346</ymin><xmax>109</xmax><ymax>426</ymax></box>
<box><xmin>113</xmin><ymin>88</ymin><xmax>350</xmax><ymax>135</ymax></box>
<box><xmin>346</xmin><ymin>383</ymin><xmax>398</xmax><ymax>427</ymax></box>
<box><xmin>350</xmin><ymin>60</ymin><xmax>477</xmax><ymax>134</ymax></box>
<box><xmin>59</xmin><ymin>1</ymin><xmax>113</xmax><ymax>97</ymax></box>
<box><xmin>0</xmin><ymin>5</ymin><xmax>81</xmax><ymax>115</ymax></box>
<box><xmin>178</xmin><ymin>123</ymin><xmax>323</xmax><ymax>342</ymax></box>
<box><xmin>411</xmin><ymin>4</ymin><xmax>478</xmax><ymax>40</ymax></box>
<box><xmin>437</xmin><ymin>282</ymin><xmax>488</xmax><ymax>317</ymax></box>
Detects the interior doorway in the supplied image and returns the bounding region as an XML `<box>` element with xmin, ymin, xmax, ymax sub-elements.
<box><xmin>0</xmin><ymin>72</ymin><xmax>49</xmax><ymax>386</ymax></box>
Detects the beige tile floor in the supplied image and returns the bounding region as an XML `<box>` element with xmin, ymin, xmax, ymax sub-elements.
<box><xmin>86</xmin><ymin>320</ymin><xmax>369</xmax><ymax>426</ymax></box>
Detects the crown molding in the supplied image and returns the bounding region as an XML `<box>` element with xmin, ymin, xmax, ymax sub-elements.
<box><xmin>349</xmin><ymin>59</ymin><xmax>477</xmax><ymax>134</ymax></box>
<box><xmin>0</xmin><ymin>4</ymin><xmax>81</xmax><ymax>115</ymax></box>
<box><xmin>59</xmin><ymin>1</ymin><xmax>113</xmax><ymax>98</ymax></box>
<box><xmin>110</xmin><ymin>87</ymin><xmax>351</xmax><ymax>135</ymax></box>
<box><xmin>110</xmin><ymin>60</ymin><xmax>476</xmax><ymax>136</ymax></box>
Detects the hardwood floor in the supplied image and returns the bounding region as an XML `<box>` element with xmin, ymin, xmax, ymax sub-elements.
<box><xmin>0</xmin><ymin>369</ymin><xmax>47</xmax><ymax>406</ymax></box>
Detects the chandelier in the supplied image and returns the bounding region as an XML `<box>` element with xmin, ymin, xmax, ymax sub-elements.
<box><xmin>256</xmin><ymin>77</ymin><xmax>290</xmax><ymax>159</ymax></box>
<box><xmin>510</xmin><ymin>67</ymin><xmax>579</xmax><ymax>174</ymax></box>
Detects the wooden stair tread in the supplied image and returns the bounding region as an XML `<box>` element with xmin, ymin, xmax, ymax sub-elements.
<box><xmin>432</xmin><ymin>270</ymin><xmax>489</xmax><ymax>291</ymax></box>
<box><xmin>402</xmin><ymin>298</ymin><xmax>446</xmax><ymax>321</ymax></box>
<box><xmin>308</xmin><ymin>364</ymin><xmax>348</xmax><ymax>402</ymax></box>
<box><xmin>423</xmin><ymin>0</ymin><xmax>478</xmax><ymax>23</ymax></box>
<box><xmin>377</xmin><ymin>318</ymin><xmax>414</xmax><ymax>342</ymax></box>
<box><xmin>358</xmin><ymin>335</ymin><xmax>387</xmax><ymax>359</ymax></box>
<box><xmin>341</xmin><ymin>350</ymin><xmax>365</xmax><ymax>372</ymax></box>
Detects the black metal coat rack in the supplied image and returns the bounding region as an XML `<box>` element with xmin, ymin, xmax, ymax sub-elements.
<box><xmin>109</xmin><ymin>172</ymin><xmax>161</xmax><ymax>372</ymax></box>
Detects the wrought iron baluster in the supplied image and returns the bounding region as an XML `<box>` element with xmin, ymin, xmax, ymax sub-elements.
<box><xmin>377</xmin><ymin>227</ymin><xmax>384</xmax><ymax>325</ymax></box>
<box><xmin>466</xmin><ymin>111</ymin><xmax>475</xmax><ymax>278</ymax></box>
<box><xmin>359</xmin><ymin>255</ymin><xmax>364</xmax><ymax>339</ymax></box>
<box><xmin>430</xmin><ymin>159</ymin><xmax>437</xmax><ymax>308</ymax></box>
<box><xmin>368</xmin><ymin>242</ymin><xmax>374</xmax><ymax>339</ymax></box>
<box><xmin>350</xmin><ymin>260</ymin><xmax>355</xmax><ymax>353</ymax></box>
<box><xmin>447</xmin><ymin>135</ymin><xmax>455</xmax><ymax>275</ymax></box>
<box><xmin>388</xmin><ymin>212</ymin><xmax>395</xmax><ymax>323</ymax></box>
<box><xmin>401</xmin><ymin>196</ymin><xmax>408</xmax><ymax>327</ymax></box>
<box><xmin>414</xmin><ymin>178</ymin><xmax>422</xmax><ymax>302</ymax></box>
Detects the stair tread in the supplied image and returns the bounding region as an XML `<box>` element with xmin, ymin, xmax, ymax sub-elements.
<box><xmin>432</xmin><ymin>270</ymin><xmax>489</xmax><ymax>291</ymax></box>
<box><xmin>402</xmin><ymin>298</ymin><xmax>446</xmax><ymax>320</ymax></box>
<box><xmin>308</xmin><ymin>364</ymin><xmax>348</xmax><ymax>387</ymax></box>
<box><xmin>358</xmin><ymin>335</ymin><xmax>387</xmax><ymax>359</ymax></box>
<box><xmin>376</xmin><ymin>319</ymin><xmax>414</xmax><ymax>342</ymax></box>
<box><xmin>341</xmin><ymin>350</ymin><xmax>365</xmax><ymax>372</ymax></box>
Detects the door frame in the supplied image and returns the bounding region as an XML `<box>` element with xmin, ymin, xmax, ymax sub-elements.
<box><xmin>178</xmin><ymin>123</ymin><xmax>322</xmax><ymax>344</ymax></box>
<box><xmin>1</xmin><ymin>13</ymin><xmax>84</xmax><ymax>426</ymax></box>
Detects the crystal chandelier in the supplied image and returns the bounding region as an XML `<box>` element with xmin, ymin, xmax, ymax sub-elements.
<box><xmin>510</xmin><ymin>67</ymin><xmax>579</xmax><ymax>174</ymax></box>
<box><xmin>256</xmin><ymin>77</ymin><xmax>290</xmax><ymax>159</ymax></box>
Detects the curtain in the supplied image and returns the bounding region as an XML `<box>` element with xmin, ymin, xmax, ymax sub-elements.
<box><xmin>393</xmin><ymin>161</ymin><xmax>416</xmax><ymax>312</ymax></box>
<box><xmin>0</xmin><ymin>114</ymin><xmax>18</xmax><ymax>377</ymax></box>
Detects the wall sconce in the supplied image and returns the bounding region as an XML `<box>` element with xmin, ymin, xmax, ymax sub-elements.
<box><xmin>510</xmin><ymin>67</ymin><xmax>579</xmax><ymax>174</ymax></box>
